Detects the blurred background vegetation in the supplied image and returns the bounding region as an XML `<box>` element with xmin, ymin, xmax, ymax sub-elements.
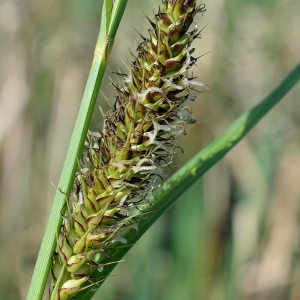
<box><xmin>0</xmin><ymin>0</ymin><xmax>299</xmax><ymax>299</ymax></box>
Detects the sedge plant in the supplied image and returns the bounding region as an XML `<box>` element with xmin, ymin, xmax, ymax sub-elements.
<box><xmin>27</xmin><ymin>0</ymin><xmax>300</xmax><ymax>299</ymax></box>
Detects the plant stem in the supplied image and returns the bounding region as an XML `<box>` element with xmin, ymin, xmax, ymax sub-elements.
<box><xmin>26</xmin><ymin>1</ymin><xmax>128</xmax><ymax>299</ymax></box>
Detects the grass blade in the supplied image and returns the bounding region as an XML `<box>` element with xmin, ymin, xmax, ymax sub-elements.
<box><xmin>76</xmin><ymin>62</ymin><xmax>300</xmax><ymax>299</ymax></box>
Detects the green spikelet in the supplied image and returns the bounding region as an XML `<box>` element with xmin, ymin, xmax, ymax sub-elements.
<box><xmin>50</xmin><ymin>1</ymin><xmax>206</xmax><ymax>299</ymax></box>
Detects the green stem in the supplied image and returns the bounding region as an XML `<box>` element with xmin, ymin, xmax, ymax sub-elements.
<box><xmin>77</xmin><ymin>62</ymin><xmax>300</xmax><ymax>299</ymax></box>
<box><xmin>26</xmin><ymin>1</ymin><xmax>128</xmax><ymax>299</ymax></box>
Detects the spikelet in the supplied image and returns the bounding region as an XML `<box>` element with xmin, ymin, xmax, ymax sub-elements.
<box><xmin>50</xmin><ymin>1</ymin><xmax>206</xmax><ymax>299</ymax></box>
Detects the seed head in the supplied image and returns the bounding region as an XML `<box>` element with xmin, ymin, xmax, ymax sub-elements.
<box><xmin>50</xmin><ymin>1</ymin><xmax>206</xmax><ymax>299</ymax></box>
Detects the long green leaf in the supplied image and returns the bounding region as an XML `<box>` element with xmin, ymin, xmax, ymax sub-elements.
<box><xmin>77</xmin><ymin>62</ymin><xmax>300</xmax><ymax>299</ymax></box>
<box><xmin>26</xmin><ymin>1</ymin><xmax>128</xmax><ymax>299</ymax></box>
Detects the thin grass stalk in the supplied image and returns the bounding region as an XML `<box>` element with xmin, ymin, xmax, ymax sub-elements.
<box><xmin>26</xmin><ymin>1</ymin><xmax>128</xmax><ymax>299</ymax></box>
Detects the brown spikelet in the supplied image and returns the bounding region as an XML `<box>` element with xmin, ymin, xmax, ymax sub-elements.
<box><xmin>50</xmin><ymin>1</ymin><xmax>207</xmax><ymax>299</ymax></box>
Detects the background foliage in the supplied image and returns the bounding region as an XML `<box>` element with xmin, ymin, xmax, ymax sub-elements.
<box><xmin>0</xmin><ymin>0</ymin><xmax>299</xmax><ymax>299</ymax></box>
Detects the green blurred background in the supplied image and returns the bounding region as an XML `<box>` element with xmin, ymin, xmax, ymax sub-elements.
<box><xmin>0</xmin><ymin>0</ymin><xmax>300</xmax><ymax>299</ymax></box>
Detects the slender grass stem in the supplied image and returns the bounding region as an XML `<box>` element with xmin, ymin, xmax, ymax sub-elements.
<box><xmin>26</xmin><ymin>1</ymin><xmax>128</xmax><ymax>299</ymax></box>
<box><xmin>76</xmin><ymin>62</ymin><xmax>300</xmax><ymax>300</ymax></box>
